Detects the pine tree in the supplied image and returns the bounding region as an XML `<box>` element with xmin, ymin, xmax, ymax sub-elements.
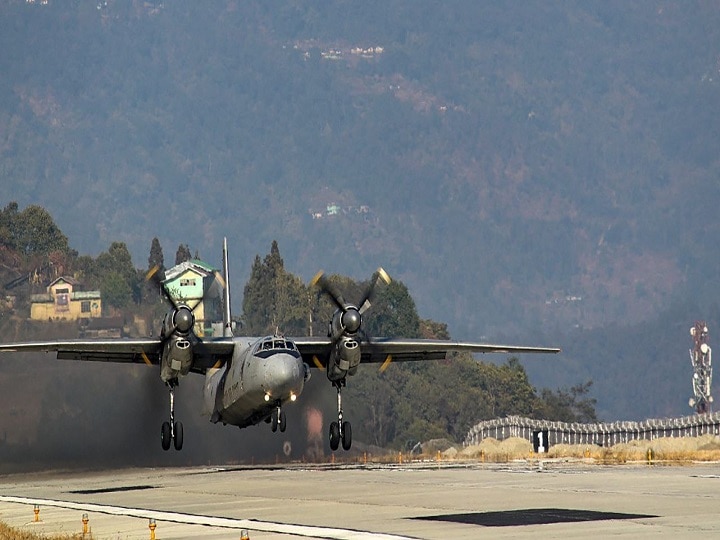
<box><xmin>148</xmin><ymin>237</ymin><xmax>164</xmax><ymax>272</ymax></box>
<box><xmin>175</xmin><ymin>244</ymin><xmax>192</xmax><ymax>265</ymax></box>
<box><xmin>242</xmin><ymin>254</ymin><xmax>271</xmax><ymax>334</ymax></box>
<box><xmin>364</xmin><ymin>280</ymin><xmax>421</xmax><ymax>338</ymax></box>
<box><xmin>241</xmin><ymin>241</ymin><xmax>308</xmax><ymax>335</ymax></box>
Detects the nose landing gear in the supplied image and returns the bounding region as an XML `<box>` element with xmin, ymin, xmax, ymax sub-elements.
<box><xmin>270</xmin><ymin>402</ymin><xmax>287</xmax><ymax>433</ymax></box>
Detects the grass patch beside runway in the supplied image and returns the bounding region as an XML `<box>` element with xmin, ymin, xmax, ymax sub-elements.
<box><xmin>0</xmin><ymin>521</ymin><xmax>89</xmax><ymax>539</ymax></box>
<box><xmin>444</xmin><ymin>434</ymin><xmax>720</xmax><ymax>463</ymax></box>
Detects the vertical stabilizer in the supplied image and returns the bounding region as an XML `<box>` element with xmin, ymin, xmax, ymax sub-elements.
<box><xmin>222</xmin><ymin>237</ymin><xmax>233</xmax><ymax>337</ymax></box>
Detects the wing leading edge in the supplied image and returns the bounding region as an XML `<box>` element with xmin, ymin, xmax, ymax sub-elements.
<box><xmin>0</xmin><ymin>338</ymin><xmax>236</xmax><ymax>373</ymax></box>
<box><xmin>0</xmin><ymin>336</ymin><xmax>558</xmax><ymax>370</ymax></box>
<box><xmin>293</xmin><ymin>336</ymin><xmax>560</xmax><ymax>367</ymax></box>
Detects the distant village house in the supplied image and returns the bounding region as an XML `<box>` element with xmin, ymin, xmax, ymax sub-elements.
<box><xmin>30</xmin><ymin>277</ymin><xmax>101</xmax><ymax>321</ymax></box>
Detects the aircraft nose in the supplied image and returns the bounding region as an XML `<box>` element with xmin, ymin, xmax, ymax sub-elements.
<box><xmin>266</xmin><ymin>353</ymin><xmax>306</xmax><ymax>400</ymax></box>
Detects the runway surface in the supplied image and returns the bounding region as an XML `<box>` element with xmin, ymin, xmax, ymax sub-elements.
<box><xmin>1</xmin><ymin>460</ymin><xmax>719</xmax><ymax>539</ymax></box>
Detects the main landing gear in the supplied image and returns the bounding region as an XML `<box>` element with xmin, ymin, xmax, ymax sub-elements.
<box><xmin>329</xmin><ymin>381</ymin><xmax>352</xmax><ymax>451</ymax></box>
<box><xmin>161</xmin><ymin>380</ymin><xmax>183</xmax><ymax>451</ymax></box>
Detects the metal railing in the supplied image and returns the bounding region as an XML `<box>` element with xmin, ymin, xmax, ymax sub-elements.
<box><xmin>463</xmin><ymin>412</ymin><xmax>720</xmax><ymax>448</ymax></box>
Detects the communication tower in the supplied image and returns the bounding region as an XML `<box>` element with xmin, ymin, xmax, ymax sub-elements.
<box><xmin>689</xmin><ymin>321</ymin><xmax>713</xmax><ymax>414</ymax></box>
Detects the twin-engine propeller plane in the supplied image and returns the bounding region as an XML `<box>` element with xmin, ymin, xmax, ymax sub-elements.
<box><xmin>0</xmin><ymin>239</ymin><xmax>560</xmax><ymax>452</ymax></box>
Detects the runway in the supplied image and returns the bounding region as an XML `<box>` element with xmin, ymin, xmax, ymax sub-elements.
<box><xmin>1</xmin><ymin>460</ymin><xmax>719</xmax><ymax>539</ymax></box>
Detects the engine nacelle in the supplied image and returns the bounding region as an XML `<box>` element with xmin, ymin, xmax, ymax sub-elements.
<box><xmin>160</xmin><ymin>334</ymin><xmax>193</xmax><ymax>383</ymax></box>
<box><xmin>327</xmin><ymin>337</ymin><xmax>361</xmax><ymax>382</ymax></box>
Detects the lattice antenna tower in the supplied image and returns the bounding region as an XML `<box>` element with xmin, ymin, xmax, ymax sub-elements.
<box><xmin>689</xmin><ymin>321</ymin><xmax>713</xmax><ymax>414</ymax></box>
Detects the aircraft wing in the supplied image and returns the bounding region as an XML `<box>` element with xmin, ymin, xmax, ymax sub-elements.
<box><xmin>0</xmin><ymin>338</ymin><xmax>236</xmax><ymax>373</ymax></box>
<box><xmin>293</xmin><ymin>336</ymin><xmax>560</xmax><ymax>367</ymax></box>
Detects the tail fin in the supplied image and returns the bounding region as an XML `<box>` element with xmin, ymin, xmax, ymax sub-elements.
<box><xmin>222</xmin><ymin>237</ymin><xmax>233</xmax><ymax>337</ymax></box>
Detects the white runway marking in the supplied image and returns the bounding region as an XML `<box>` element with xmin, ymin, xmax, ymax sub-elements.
<box><xmin>0</xmin><ymin>495</ymin><xmax>418</xmax><ymax>540</ymax></box>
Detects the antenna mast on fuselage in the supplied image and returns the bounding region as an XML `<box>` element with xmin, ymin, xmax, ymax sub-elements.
<box><xmin>222</xmin><ymin>237</ymin><xmax>233</xmax><ymax>337</ymax></box>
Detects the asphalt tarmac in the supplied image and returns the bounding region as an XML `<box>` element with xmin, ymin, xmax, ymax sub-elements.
<box><xmin>0</xmin><ymin>460</ymin><xmax>719</xmax><ymax>539</ymax></box>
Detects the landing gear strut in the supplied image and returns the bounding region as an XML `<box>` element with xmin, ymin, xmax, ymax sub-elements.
<box><xmin>161</xmin><ymin>380</ymin><xmax>183</xmax><ymax>451</ymax></box>
<box><xmin>271</xmin><ymin>402</ymin><xmax>287</xmax><ymax>433</ymax></box>
<box><xmin>329</xmin><ymin>381</ymin><xmax>352</xmax><ymax>451</ymax></box>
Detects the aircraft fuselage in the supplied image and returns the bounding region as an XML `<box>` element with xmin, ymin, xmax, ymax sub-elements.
<box><xmin>204</xmin><ymin>336</ymin><xmax>309</xmax><ymax>429</ymax></box>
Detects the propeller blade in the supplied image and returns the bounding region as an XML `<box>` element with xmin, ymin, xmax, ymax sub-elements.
<box><xmin>213</xmin><ymin>270</ymin><xmax>226</xmax><ymax>290</ymax></box>
<box><xmin>309</xmin><ymin>270</ymin><xmax>324</xmax><ymax>288</ymax></box>
<box><xmin>140</xmin><ymin>350</ymin><xmax>154</xmax><ymax>367</ymax></box>
<box><xmin>312</xmin><ymin>355</ymin><xmax>325</xmax><ymax>370</ymax></box>
<box><xmin>358</xmin><ymin>299</ymin><xmax>372</xmax><ymax>315</ymax></box>
<box><xmin>145</xmin><ymin>264</ymin><xmax>180</xmax><ymax>311</ymax></box>
<box><xmin>377</xmin><ymin>267</ymin><xmax>391</xmax><ymax>285</ymax></box>
<box><xmin>145</xmin><ymin>264</ymin><xmax>161</xmax><ymax>282</ymax></box>
<box><xmin>379</xmin><ymin>354</ymin><xmax>393</xmax><ymax>373</ymax></box>
<box><xmin>358</xmin><ymin>267</ymin><xmax>391</xmax><ymax>315</ymax></box>
<box><xmin>311</xmin><ymin>270</ymin><xmax>347</xmax><ymax>310</ymax></box>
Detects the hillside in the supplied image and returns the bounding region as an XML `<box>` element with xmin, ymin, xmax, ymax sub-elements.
<box><xmin>2</xmin><ymin>1</ymin><xmax>720</xmax><ymax>420</ymax></box>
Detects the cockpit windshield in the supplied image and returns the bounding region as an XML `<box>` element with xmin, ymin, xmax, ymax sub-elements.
<box><xmin>253</xmin><ymin>336</ymin><xmax>300</xmax><ymax>358</ymax></box>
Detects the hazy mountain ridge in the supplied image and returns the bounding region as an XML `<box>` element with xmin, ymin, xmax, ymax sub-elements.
<box><xmin>3</xmin><ymin>1</ymin><xmax>720</xmax><ymax>420</ymax></box>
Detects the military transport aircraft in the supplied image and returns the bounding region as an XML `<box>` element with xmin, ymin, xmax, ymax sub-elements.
<box><xmin>0</xmin><ymin>239</ymin><xmax>560</xmax><ymax>452</ymax></box>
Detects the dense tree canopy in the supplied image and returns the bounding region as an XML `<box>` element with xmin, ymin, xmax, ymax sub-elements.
<box><xmin>0</xmin><ymin>202</ymin><xmax>69</xmax><ymax>257</ymax></box>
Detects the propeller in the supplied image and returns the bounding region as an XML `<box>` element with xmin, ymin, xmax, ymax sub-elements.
<box><xmin>145</xmin><ymin>264</ymin><xmax>223</xmax><ymax>338</ymax></box>
<box><xmin>311</xmin><ymin>268</ymin><xmax>392</xmax><ymax>380</ymax></box>
<box><xmin>146</xmin><ymin>265</ymin><xmax>188</xmax><ymax>337</ymax></box>
<box><xmin>310</xmin><ymin>267</ymin><xmax>391</xmax><ymax>339</ymax></box>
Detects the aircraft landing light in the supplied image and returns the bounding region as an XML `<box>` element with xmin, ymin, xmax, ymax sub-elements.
<box><xmin>290</xmin><ymin>393</ymin><xmax>297</xmax><ymax>402</ymax></box>
<box><xmin>264</xmin><ymin>393</ymin><xmax>271</xmax><ymax>402</ymax></box>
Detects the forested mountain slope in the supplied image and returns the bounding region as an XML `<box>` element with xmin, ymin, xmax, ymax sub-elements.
<box><xmin>2</xmin><ymin>1</ymin><xmax>719</xmax><ymax>420</ymax></box>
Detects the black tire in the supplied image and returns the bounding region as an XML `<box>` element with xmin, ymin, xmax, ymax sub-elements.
<box><xmin>342</xmin><ymin>421</ymin><xmax>352</xmax><ymax>451</ymax></box>
<box><xmin>173</xmin><ymin>421</ymin><xmax>184</xmax><ymax>451</ymax></box>
<box><xmin>279</xmin><ymin>410</ymin><xmax>287</xmax><ymax>433</ymax></box>
<box><xmin>161</xmin><ymin>421</ymin><xmax>171</xmax><ymax>451</ymax></box>
<box><xmin>271</xmin><ymin>410</ymin><xmax>278</xmax><ymax>432</ymax></box>
<box><xmin>329</xmin><ymin>421</ymin><xmax>340</xmax><ymax>451</ymax></box>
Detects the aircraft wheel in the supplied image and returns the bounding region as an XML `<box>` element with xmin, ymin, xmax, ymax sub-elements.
<box><xmin>161</xmin><ymin>421</ymin><xmax>171</xmax><ymax>451</ymax></box>
<box><xmin>271</xmin><ymin>410</ymin><xmax>278</xmax><ymax>432</ymax></box>
<box><xmin>329</xmin><ymin>421</ymin><xmax>340</xmax><ymax>451</ymax></box>
<box><xmin>173</xmin><ymin>421</ymin><xmax>184</xmax><ymax>451</ymax></box>
<box><xmin>279</xmin><ymin>410</ymin><xmax>287</xmax><ymax>433</ymax></box>
<box><xmin>341</xmin><ymin>421</ymin><xmax>352</xmax><ymax>451</ymax></box>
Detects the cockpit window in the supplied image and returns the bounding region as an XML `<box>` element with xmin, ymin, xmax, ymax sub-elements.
<box><xmin>253</xmin><ymin>336</ymin><xmax>300</xmax><ymax>357</ymax></box>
